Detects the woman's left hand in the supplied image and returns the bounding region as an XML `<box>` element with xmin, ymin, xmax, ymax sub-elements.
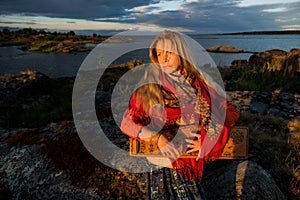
<box><xmin>185</xmin><ymin>133</ymin><xmax>202</xmax><ymax>161</ymax></box>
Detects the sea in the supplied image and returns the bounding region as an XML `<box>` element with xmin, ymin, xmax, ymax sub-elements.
<box><xmin>0</xmin><ymin>34</ymin><xmax>299</xmax><ymax>77</ymax></box>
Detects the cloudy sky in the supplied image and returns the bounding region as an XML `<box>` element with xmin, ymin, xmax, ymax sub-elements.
<box><xmin>0</xmin><ymin>0</ymin><xmax>299</xmax><ymax>34</ymax></box>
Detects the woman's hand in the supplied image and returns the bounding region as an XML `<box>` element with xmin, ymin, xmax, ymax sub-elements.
<box><xmin>157</xmin><ymin>134</ymin><xmax>180</xmax><ymax>158</ymax></box>
<box><xmin>185</xmin><ymin>133</ymin><xmax>202</xmax><ymax>161</ymax></box>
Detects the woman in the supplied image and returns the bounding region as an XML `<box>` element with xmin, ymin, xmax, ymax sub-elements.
<box><xmin>120</xmin><ymin>30</ymin><xmax>240</xmax><ymax>199</ymax></box>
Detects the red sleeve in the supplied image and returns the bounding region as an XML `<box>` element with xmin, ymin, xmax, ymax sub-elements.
<box><xmin>120</xmin><ymin>109</ymin><xmax>143</xmax><ymax>138</ymax></box>
<box><xmin>120</xmin><ymin>92</ymin><xmax>150</xmax><ymax>138</ymax></box>
<box><xmin>224</xmin><ymin>101</ymin><xmax>240</xmax><ymax>128</ymax></box>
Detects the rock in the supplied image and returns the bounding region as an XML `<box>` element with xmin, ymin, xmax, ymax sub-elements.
<box><xmin>288</xmin><ymin>48</ymin><xmax>300</xmax><ymax>56</ymax></box>
<box><xmin>287</xmin><ymin>48</ymin><xmax>300</xmax><ymax>73</ymax></box>
<box><xmin>248</xmin><ymin>48</ymin><xmax>300</xmax><ymax>72</ymax></box>
<box><xmin>231</xmin><ymin>59</ymin><xmax>248</xmax><ymax>69</ymax></box>
<box><xmin>288</xmin><ymin>117</ymin><xmax>300</xmax><ymax>133</ymax></box>
<box><xmin>250</xmin><ymin>102</ymin><xmax>269</xmax><ymax>114</ymax></box>
<box><xmin>249</xmin><ymin>49</ymin><xmax>286</xmax><ymax>71</ymax></box>
<box><xmin>62</xmin><ymin>48</ymin><xmax>70</xmax><ymax>54</ymax></box>
<box><xmin>268</xmin><ymin>107</ymin><xmax>283</xmax><ymax>118</ymax></box>
<box><xmin>204</xmin><ymin>161</ymin><xmax>286</xmax><ymax>200</ymax></box>
<box><xmin>278</xmin><ymin>92</ymin><xmax>294</xmax><ymax>102</ymax></box>
<box><xmin>104</xmin><ymin>36</ymin><xmax>133</xmax><ymax>43</ymax></box>
<box><xmin>227</xmin><ymin>91</ymin><xmax>300</xmax><ymax>120</ymax></box>
<box><xmin>0</xmin><ymin>125</ymin><xmax>109</xmax><ymax>200</ymax></box>
<box><xmin>252</xmin><ymin>91</ymin><xmax>272</xmax><ymax>104</ymax></box>
<box><xmin>207</xmin><ymin>45</ymin><xmax>244</xmax><ymax>53</ymax></box>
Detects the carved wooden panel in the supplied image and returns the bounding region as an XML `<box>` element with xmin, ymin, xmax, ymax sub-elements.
<box><xmin>129</xmin><ymin>126</ymin><xmax>248</xmax><ymax>159</ymax></box>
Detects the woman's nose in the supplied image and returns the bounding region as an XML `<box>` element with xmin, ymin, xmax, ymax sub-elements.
<box><xmin>164</xmin><ymin>52</ymin><xmax>170</xmax><ymax>62</ymax></box>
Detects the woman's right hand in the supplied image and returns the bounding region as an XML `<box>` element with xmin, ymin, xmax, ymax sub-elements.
<box><xmin>157</xmin><ymin>134</ymin><xmax>180</xmax><ymax>158</ymax></box>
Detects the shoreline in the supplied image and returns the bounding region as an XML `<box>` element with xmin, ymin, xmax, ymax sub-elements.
<box><xmin>0</xmin><ymin>45</ymin><xmax>280</xmax><ymax>78</ymax></box>
<box><xmin>220</xmin><ymin>30</ymin><xmax>300</xmax><ymax>35</ymax></box>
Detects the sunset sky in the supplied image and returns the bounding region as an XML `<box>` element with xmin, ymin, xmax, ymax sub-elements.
<box><xmin>0</xmin><ymin>0</ymin><xmax>299</xmax><ymax>35</ymax></box>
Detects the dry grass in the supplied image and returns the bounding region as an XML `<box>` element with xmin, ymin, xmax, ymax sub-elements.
<box><xmin>236</xmin><ymin>113</ymin><xmax>299</xmax><ymax>199</ymax></box>
<box><xmin>286</xmin><ymin>117</ymin><xmax>300</xmax><ymax>197</ymax></box>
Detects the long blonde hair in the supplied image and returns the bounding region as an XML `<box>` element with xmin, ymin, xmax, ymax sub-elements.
<box><xmin>135</xmin><ymin>30</ymin><xmax>225</xmax><ymax>114</ymax></box>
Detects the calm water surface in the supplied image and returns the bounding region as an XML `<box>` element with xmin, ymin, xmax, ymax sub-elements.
<box><xmin>0</xmin><ymin>34</ymin><xmax>299</xmax><ymax>77</ymax></box>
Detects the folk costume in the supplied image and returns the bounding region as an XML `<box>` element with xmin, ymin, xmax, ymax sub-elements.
<box><xmin>121</xmin><ymin>67</ymin><xmax>239</xmax><ymax>199</ymax></box>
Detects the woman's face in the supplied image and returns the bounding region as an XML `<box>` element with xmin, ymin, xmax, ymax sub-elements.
<box><xmin>156</xmin><ymin>39</ymin><xmax>180</xmax><ymax>73</ymax></box>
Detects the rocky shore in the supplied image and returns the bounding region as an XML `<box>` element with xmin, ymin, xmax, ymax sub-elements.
<box><xmin>1</xmin><ymin>46</ymin><xmax>300</xmax><ymax>199</ymax></box>
<box><xmin>0</xmin><ymin>68</ymin><xmax>299</xmax><ymax>199</ymax></box>
<box><xmin>228</xmin><ymin>90</ymin><xmax>300</xmax><ymax>120</ymax></box>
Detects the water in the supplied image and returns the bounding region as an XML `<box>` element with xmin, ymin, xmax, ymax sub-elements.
<box><xmin>0</xmin><ymin>46</ymin><xmax>90</xmax><ymax>77</ymax></box>
<box><xmin>110</xmin><ymin>34</ymin><xmax>300</xmax><ymax>67</ymax></box>
<box><xmin>0</xmin><ymin>34</ymin><xmax>299</xmax><ymax>77</ymax></box>
<box><xmin>193</xmin><ymin>34</ymin><xmax>300</xmax><ymax>66</ymax></box>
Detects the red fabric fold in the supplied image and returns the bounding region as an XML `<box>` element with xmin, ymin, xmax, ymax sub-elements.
<box><xmin>120</xmin><ymin>70</ymin><xmax>240</xmax><ymax>181</ymax></box>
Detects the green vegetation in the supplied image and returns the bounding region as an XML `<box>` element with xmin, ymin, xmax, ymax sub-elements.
<box><xmin>0</xmin><ymin>28</ymin><xmax>107</xmax><ymax>54</ymax></box>
<box><xmin>219</xmin><ymin>64</ymin><xmax>300</xmax><ymax>92</ymax></box>
<box><xmin>1</xmin><ymin>74</ymin><xmax>74</xmax><ymax>128</ymax></box>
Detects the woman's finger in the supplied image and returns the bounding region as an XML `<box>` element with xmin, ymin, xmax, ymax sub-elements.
<box><xmin>186</xmin><ymin>140</ymin><xmax>199</xmax><ymax>146</ymax></box>
<box><xmin>185</xmin><ymin>139</ymin><xmax>195</xmax><ymax>143</ymax></box>
<box><xmin>186</xmin><ymin>148</ymin><xmax>200</xmax><ymax>154</ymax></box>
<box><xmin>187</xmin><ymin>144</ymin><xmax>199</xmax><ymax>149</ymax></box>
<box><xmin>196</xmin><ymin>150</ymin><xmax>202</xmax><ymax>161</ymax></box>
<box><xmin>187</xmin><ymin>133</ymin><xmax>199</xmax><ymax>138</ymax></box>
<box><xmin>187</xmin><ymin>133</ymin><xmax>201</xmax><ymax>139</ymax></box>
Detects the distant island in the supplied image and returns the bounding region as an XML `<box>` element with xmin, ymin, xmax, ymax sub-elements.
<box><xmin>221</xmin><ymin>30</ymin><xmax>300</xmax><ymax>35</ymax></box>
<box><xmin>0</xmin><ymin>28</ymin><xmax>109</xmax><ymax>54</ymax></box>
<box><xmin>0</xmin><ymin>28</ymin><xmax>132</xmax><ymax>54</ymax></box>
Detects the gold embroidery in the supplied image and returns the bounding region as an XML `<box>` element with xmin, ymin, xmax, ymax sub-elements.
<box><xmin>195</xmin><ymin>93</ymin><xmax>211</xmax><ymax>132</ymax></box>
<box><xmin>187</xmin><ymin>73</ymin><xmax>224</xmax><ymax>141</ymax></box>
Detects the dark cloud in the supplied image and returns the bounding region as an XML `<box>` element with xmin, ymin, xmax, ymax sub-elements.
<box><xmin>0</xmin><ymin>0</ymin><xmax>299</xmax><ymax>33</ymax></box>
<box><xmin>126</xmin><ymin>0</ymin><xmax>300</xmax><ymax>33</ymax></box>
<box><xmin>0</xmin><ymin>0</ymin><xmax>160</xmax><ymax>19</ymax></box>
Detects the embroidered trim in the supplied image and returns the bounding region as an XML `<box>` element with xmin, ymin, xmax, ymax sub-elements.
<box><xmin>206</xmin><ymin>114</ymin><xmax>224</xmax><ymax>140</ymax></box>
<box><xmin>186</xmin><ymin>72</ymin><xmax>223</xmax><ymax>141</ymax></box>
<box><xmin>195</xmin><ymin>94</ymin><xmax>211</xmax><ymax>129</ymax></box>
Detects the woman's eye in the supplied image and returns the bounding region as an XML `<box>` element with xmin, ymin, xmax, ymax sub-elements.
<box><xmin>166</xmin><ymin>51</ymin><xmax>173</xmax><ymax>55</ymax></box>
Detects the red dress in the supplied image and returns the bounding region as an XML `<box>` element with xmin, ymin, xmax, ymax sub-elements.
<box><xmin>120</xmin><ymin>69</ymin><xmax>240</xmax><ymax>181</ymax></box>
